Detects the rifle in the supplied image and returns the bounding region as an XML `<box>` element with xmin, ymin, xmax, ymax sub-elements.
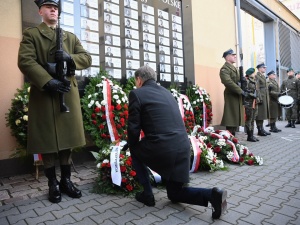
<box><xmin>56</xmin><ymin>0</ymin><xmax>70</xmax><ymax>112</ymax></box>
<box><xmin>239</xmin><ymin>66</ymin><xmax>247</xmax><ymax>105</ymax></box>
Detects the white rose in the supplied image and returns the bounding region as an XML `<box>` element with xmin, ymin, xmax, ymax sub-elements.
<box><xmin>15</xmin><ymin>119</ymin><xmax>21</xmax><ymax>126</ymax></box>
<box><xmin>23</xmin><ymin>115</ymin><xmax>28</xmax><ymax>121</ymax></box>
<box><xmin>116</xmin><ymin>100</ymin><xmax>121</xmax><ymax>104</ymax></box>
<box><xmin>113</xmin><ymin>95</ymin><xmax>119</xmax><ymax>100</ymax></box>
<box><xmin>103</xmin><ymin>159</ymin><xmax>109</xmax><ymax>163</ymax></box>
<box><xmin>101</xmin><ymin>100</ymin><xmax>107</xmax><ymax>105</ymax></box>
<box><xmin>96</xmin><ymin>163</ymin><xmax>101</xmax><ymax>168</ymax></box>
<box><xmin>23</xmin><ymin>107</ymin><xmax>28</xmax><ymax>112</ymax></box>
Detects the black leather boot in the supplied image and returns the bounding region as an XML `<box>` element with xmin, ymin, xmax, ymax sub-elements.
<box><xmin>285</xmin><ymin>120</ymin><xmax>291</xmax><ymax>128</ymax></box>
<box><xmin>247</xmin><ymin>130</ymin><xmax>256</xmax><ymax>142</ymax></box>
<box><xmin>211</xmin><ymin>187</ymin><xmax>227</xmax><ymax>219</ymax></box>
<box><xmin>291</xmin><ymin>120</ymin><xmax>296</xmax><ymax>128</ymax></box>
<box><xmin>44</xmin><ymin>167</ymin><xmax>61</xmax><ymax>203</ymax></box>
<box><xmin>252</xmin><ymin>130</ymin><xmax>259</xmax><ymax>141</ymax></box>
<box><xmin>257</xmin><ymin>126</ymin><xmax>267</xmax><ymax>136</ymax></box>
<box><xmin>274</xmin><ymin>122</ymin><xmax>281</xmax><ymax>132</ymax></box>
<box><xmin>262</xmin><ymin>125</ymin><xmax>271</xmax><ymax>135</ymax></box>
<box><xmin>269</xmin><ymin>123</ymin><xmax>278</xmax><ymax>133</ymax></box>
<box><xmin>60</xmin><ymin>165</ymin><xmax>82</xmax><ymax>198</ymax></box>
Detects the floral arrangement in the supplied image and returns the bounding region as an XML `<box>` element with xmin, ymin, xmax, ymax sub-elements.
<box><xmin>186</xmin><ymin>85</ymin><xmax>213</xmax><ymax>127</ymax></box>
<box><xmin>5</xmin><ymin>82</ymin><xmax>30</xmax><ymax>157</ymax></box>
<box><xmin>91</xmin><ymin>142</ymin><xmax>142</xmax><ymax>195</ymax></box>
<box><xmin>170</xmin><ymin>89</ymin><xmax>195</xmax><ymax>133</ymax></box>
<box><xmin>81</xmin><ymin>71</ymin><xmax>129</xmax><ymax>149</ymax></box>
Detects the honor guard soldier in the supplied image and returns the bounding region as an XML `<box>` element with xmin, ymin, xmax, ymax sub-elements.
<box><xmin>219</xmin><ymin>49</ymin><xmax>245</xmax><ymax>136</ymax></box>
<box><xmin>18</xmin><ymin>0</ymin><xmax>92</xmax><ymax>203</ymax></box>
<box><xmin>267</xmin><ymin>71</ymin><xmax>282</xmax><ymax>132</ymax></box>
<box><xmin>255</xmin><ymin>63</ymin><xmax>271</xmax><ymax>136</ymax></box>
<box><xmin>244</xmin><ymin>68</ymin><xmax>259</xmax><ymax>142</ymax></box>
<box><xmin>280</xmin><ymin>68</ymin><xmax>300</xmax><ymax>128</ymax></box>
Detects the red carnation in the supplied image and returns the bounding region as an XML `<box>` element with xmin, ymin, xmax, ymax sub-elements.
<box><xmin>120</xmin><ymin>166</ymin><xmax>126</xmax><ymax>172</ymax></box>
<box><xmin>124</xmin><ymin>111</ymin><xmax>128</xmax><ymax>116</ymax></box>
<box><xmin>126</xmin><ymin>184</ymin><xmax>133</xmax><ymax>191</ymax></box>
<box><xmin>101</xmin><ymin>115</ymin><xmax>106</xmax><ymax>120</ymax></box>
<box><xmin>99</xmin><ymin>124</ymin><xmax>105</xmax><ymax>129</ymax></box>
<box><xmin>207</xmin><ymin>143</ymin><xmax>212</xmax><ymax>148</ymax></box>
<box><xmin>120</xmin><ymin>154</ymin><xmax>124</xmax><ymax>158</ymax></box>
<box><xmin>91</xmin><ymin>113</ymin><xmax>96</xmax><ymax>119</ymax></box>
<box><xmin>92</xmin><ymin>120</ymin><xmax>97</xmax><ymax>125</ymax></box>
<box><xmin>239</xmin><ymin>157</ymin><xmax>244</xmax><ymax>162</ymax></box>
<box><xmin>110</xmin><ymin>106</ymin><xmax>114</xmax><ymax>111</ymax></box>
<box><xmin>195</xmin><ymin>106</ymin><xmax>199</xmax><ymax>110</ymax></box>
<box><xmin>213</xmin><ymin>146</ymin><xmax>221</xmax><ymax>153</ymax></box>
<box><xmin>243</xmin><ymin>149</ymin><xmax>247</xmax><ymax>155</ymax></box>
<box><xmin>232</xmin><ymin>138</ymin><xmax>238</xmax><ymax>143</ymax></box>
<box><xmin>124</xmin><ymin>104</ymin><xmax>128</xmax><ymax>109</ymax></box>
<box><xmin>94</xmin><ymin>107</ymin><xmax>101</xmax><ymax>113</ymax></box>
<box><xmin>101</xmin><ymin>106</ymin><xmax>105</xmax><ymax>112</ymax></box>
<box><xmin>107</xmin><ymin>163</ymin><xmax>111</xmax><ymax>167</ymax></box>
<box><xmin>116</xmin><ymin>104</ymin><xmax>122</xmax><ymax>110</ymax></box>
<box><xmin>129</xmin><ymin>171</ymin><xmax>136</xmax><ymax>176</ymax></box>
<box><xmin>122</xmin><ymin>177</ymin><xmax>127</xmax><ymax>183</ymax></box>
<box><xmin>189</xmin><ymin>111</ymin><xmax>193</xmax><ymax>115</ymax></box>
<box><xmin>247</xmin><ymin>159</ymin><xmax>254</xmax><ymax>165</ymax></box>
<box><xmin>185</xmin><ymin>111</ymin><xmax>190</xmax><ymax>115</ymax></box>
<box><xmin>126</xmin><ymin>160</ymin><xmax>132</xmax><ymax>166</ymax></box>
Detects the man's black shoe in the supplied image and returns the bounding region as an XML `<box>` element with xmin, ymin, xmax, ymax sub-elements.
<box><xmin>48</xmin><ymin>179</ymin><xmax>61</xmax><ymax>203</ymax></box>
<box><xmin>59</xmin><ymin>178</ymin><xmax>82</xmax><ymax>198</ymax></box>
<box><xmin>211</xmin><ymin>187</ymin><xmax>227</xmax><ymax>219</ymax></box>
<box><xmin>135</xmin><ymin>191</ymin><xmax>155</xmax><ymax>206</ymax></box>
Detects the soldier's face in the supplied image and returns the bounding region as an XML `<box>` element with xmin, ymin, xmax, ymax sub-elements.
<box><xmin>226</xmin><ymin>54</ymin><xmax>237</xmax><ymax>63</ymax></box>
<box><xmin>39</xmin><ymin>5</ymin><xmax>58</xmax><ymax>24</ymax></box>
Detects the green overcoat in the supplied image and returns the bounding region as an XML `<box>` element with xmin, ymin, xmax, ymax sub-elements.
<box><xmin>219</xmin><ymin>62</ymin><xmax>244</xmax><ymax>127</ymax></box>
<box><xmin>267</xmin><ymin>79</ymin><xmax>280</xmax><ymax>119</ymax></box>
<box><xmin>18</xmin><ymin>22</ymin><xmax>92</xmax><ymax>154</ymax></box>
<box><xmin>256</xmin><ymin>72</ymin><xmax>269</xmax><ymax>120</ymax></box>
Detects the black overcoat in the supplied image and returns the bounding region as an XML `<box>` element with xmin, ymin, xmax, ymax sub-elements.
<box><xmin>127</xmin><ymin>80</ymin><xmax>190</xmax><ymax>183</ymax></box>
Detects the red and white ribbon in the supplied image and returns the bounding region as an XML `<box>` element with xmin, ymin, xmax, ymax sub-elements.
<box><xmin>103</xmin><ymin>79</ymin><xmax>119</xmax><ymax>142</ymax></box>
<box><xmin>189</xmin><ymin>136</ymin><xmax>202</xmax><ymax>172</ymax></box>
<box><xmin>177</xmin><ymin>94</ymin><xmax>194</xmax><ymax>120</ymax></box>
<box><xmin>226</xmin><ymin>139</ymin><xmax>240</xmax><ymax>162</ymax></box>
<box><xmin>110</xmin><ymin>142</ymin><xmax>122</xmax><ymax>186</ymax></box>
<box><xmin>198</xmin><ymin>88</ymin><xmax>207</xmax><ymax>129</ymax></box>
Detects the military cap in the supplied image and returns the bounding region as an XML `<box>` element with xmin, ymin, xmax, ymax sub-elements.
<box><xmin>222</xmin><ymin>49</ymin><xmax>236</xmax><ymax>58</ymax></box>
<box><xmin>256</xmin><ymin>63</ymin><xmax>267</xmax><ymax>69</ymax></box>
<box><xmin>267</xmin><ymin>70</ymin><xmax>275</xmax><ymax>76</ymax></box>
<box><xmin>287</xmin><ymin>67</ymin><xmax>293</xmax><ymax>72</ymax></box>
<box><xmin>35</xmin><ymin>0</ymin><xmax>59</xmax><ymax>8</ymax></box>
<box><xmin>245</xmin><ymin>68</ymin><xmax>255</xmax><ymax>76</ymax></box>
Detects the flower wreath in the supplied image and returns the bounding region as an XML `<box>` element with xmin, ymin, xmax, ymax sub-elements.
<box><xmin>82</xmin><ymin>71</ymin><xmax>143</xmax><ymax>194</ymax></box>
<box><xmin>5</xmin><ymin>82</ymin><xmax>30</xmax><ymax>157</ymax></box>
<box><xmin>186</xmin><ymin>85</ymin><xmax>213</xmax><ymax>128</ymax></box>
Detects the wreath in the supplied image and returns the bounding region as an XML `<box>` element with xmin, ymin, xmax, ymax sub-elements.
<box><xmin>5</xmin><ymin>82</ymin><xmax>30</xmax><ymax>157</ymax></box>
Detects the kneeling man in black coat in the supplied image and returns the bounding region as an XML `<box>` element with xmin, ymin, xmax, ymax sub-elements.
<box><xmin>127</xmin><ymin>65</ymin><xmax>227</xmax><ymax>219</ymax></box>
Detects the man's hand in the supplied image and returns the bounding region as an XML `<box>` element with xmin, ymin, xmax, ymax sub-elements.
<box><xmin>43</xmin><ymin>79</ymin><xmax>71</xmax><ymax>93</ymax></box>
<box><xmin>55</xmin><ymin>50</ymin><xmax>72</xmax><ymax>63</ymax></box>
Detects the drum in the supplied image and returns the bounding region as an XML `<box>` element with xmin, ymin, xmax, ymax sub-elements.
<box><xmin>278</xmin><ymin>95</ymin><xmax>294</xmax><ymax>108</ymax></box>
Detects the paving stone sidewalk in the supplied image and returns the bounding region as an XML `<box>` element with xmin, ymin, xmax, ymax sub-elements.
<box><xmin>0</xmin><ymin>121</ymin><xmax>299</xmax><ymax>225</ymax></box>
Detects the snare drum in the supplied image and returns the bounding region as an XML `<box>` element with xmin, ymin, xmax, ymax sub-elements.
<box><xmin>278</xmin><ymin>95</ymin><xmax>294</xmax><ymax>108</ymax></box>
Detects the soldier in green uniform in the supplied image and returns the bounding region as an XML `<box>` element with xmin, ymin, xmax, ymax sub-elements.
<box><xmin>18</xmin><ymin>0</ymin><xmax>92</xmax><ymax>203</ymax></box>
<box><xmin>255</xmin><ymin>63</ymin><xmax>271</xmax><ymax>136</ymax></box>
<box><xmin>219</xmin><ymin>49</ymin><xmax>246</xmax><ymax>136</ymax></box>
<box><xmin>244</xmin><ymin>68</ymin><xmax>259</xmax><ymax>142</ymax></box>
<box><xmin>295</xmin><ymin>71</ymin><xmax>300</xmax><ymax>124</ymax></box>
<box><xmin>266</xmin><ymin>71</ymin><xmax>282</xmax><ymax>132</ymax></box>
<box><xmin>280</xmin><ymin>68</ymin><xmax>300</xmax><ymax>128</ymax></box>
